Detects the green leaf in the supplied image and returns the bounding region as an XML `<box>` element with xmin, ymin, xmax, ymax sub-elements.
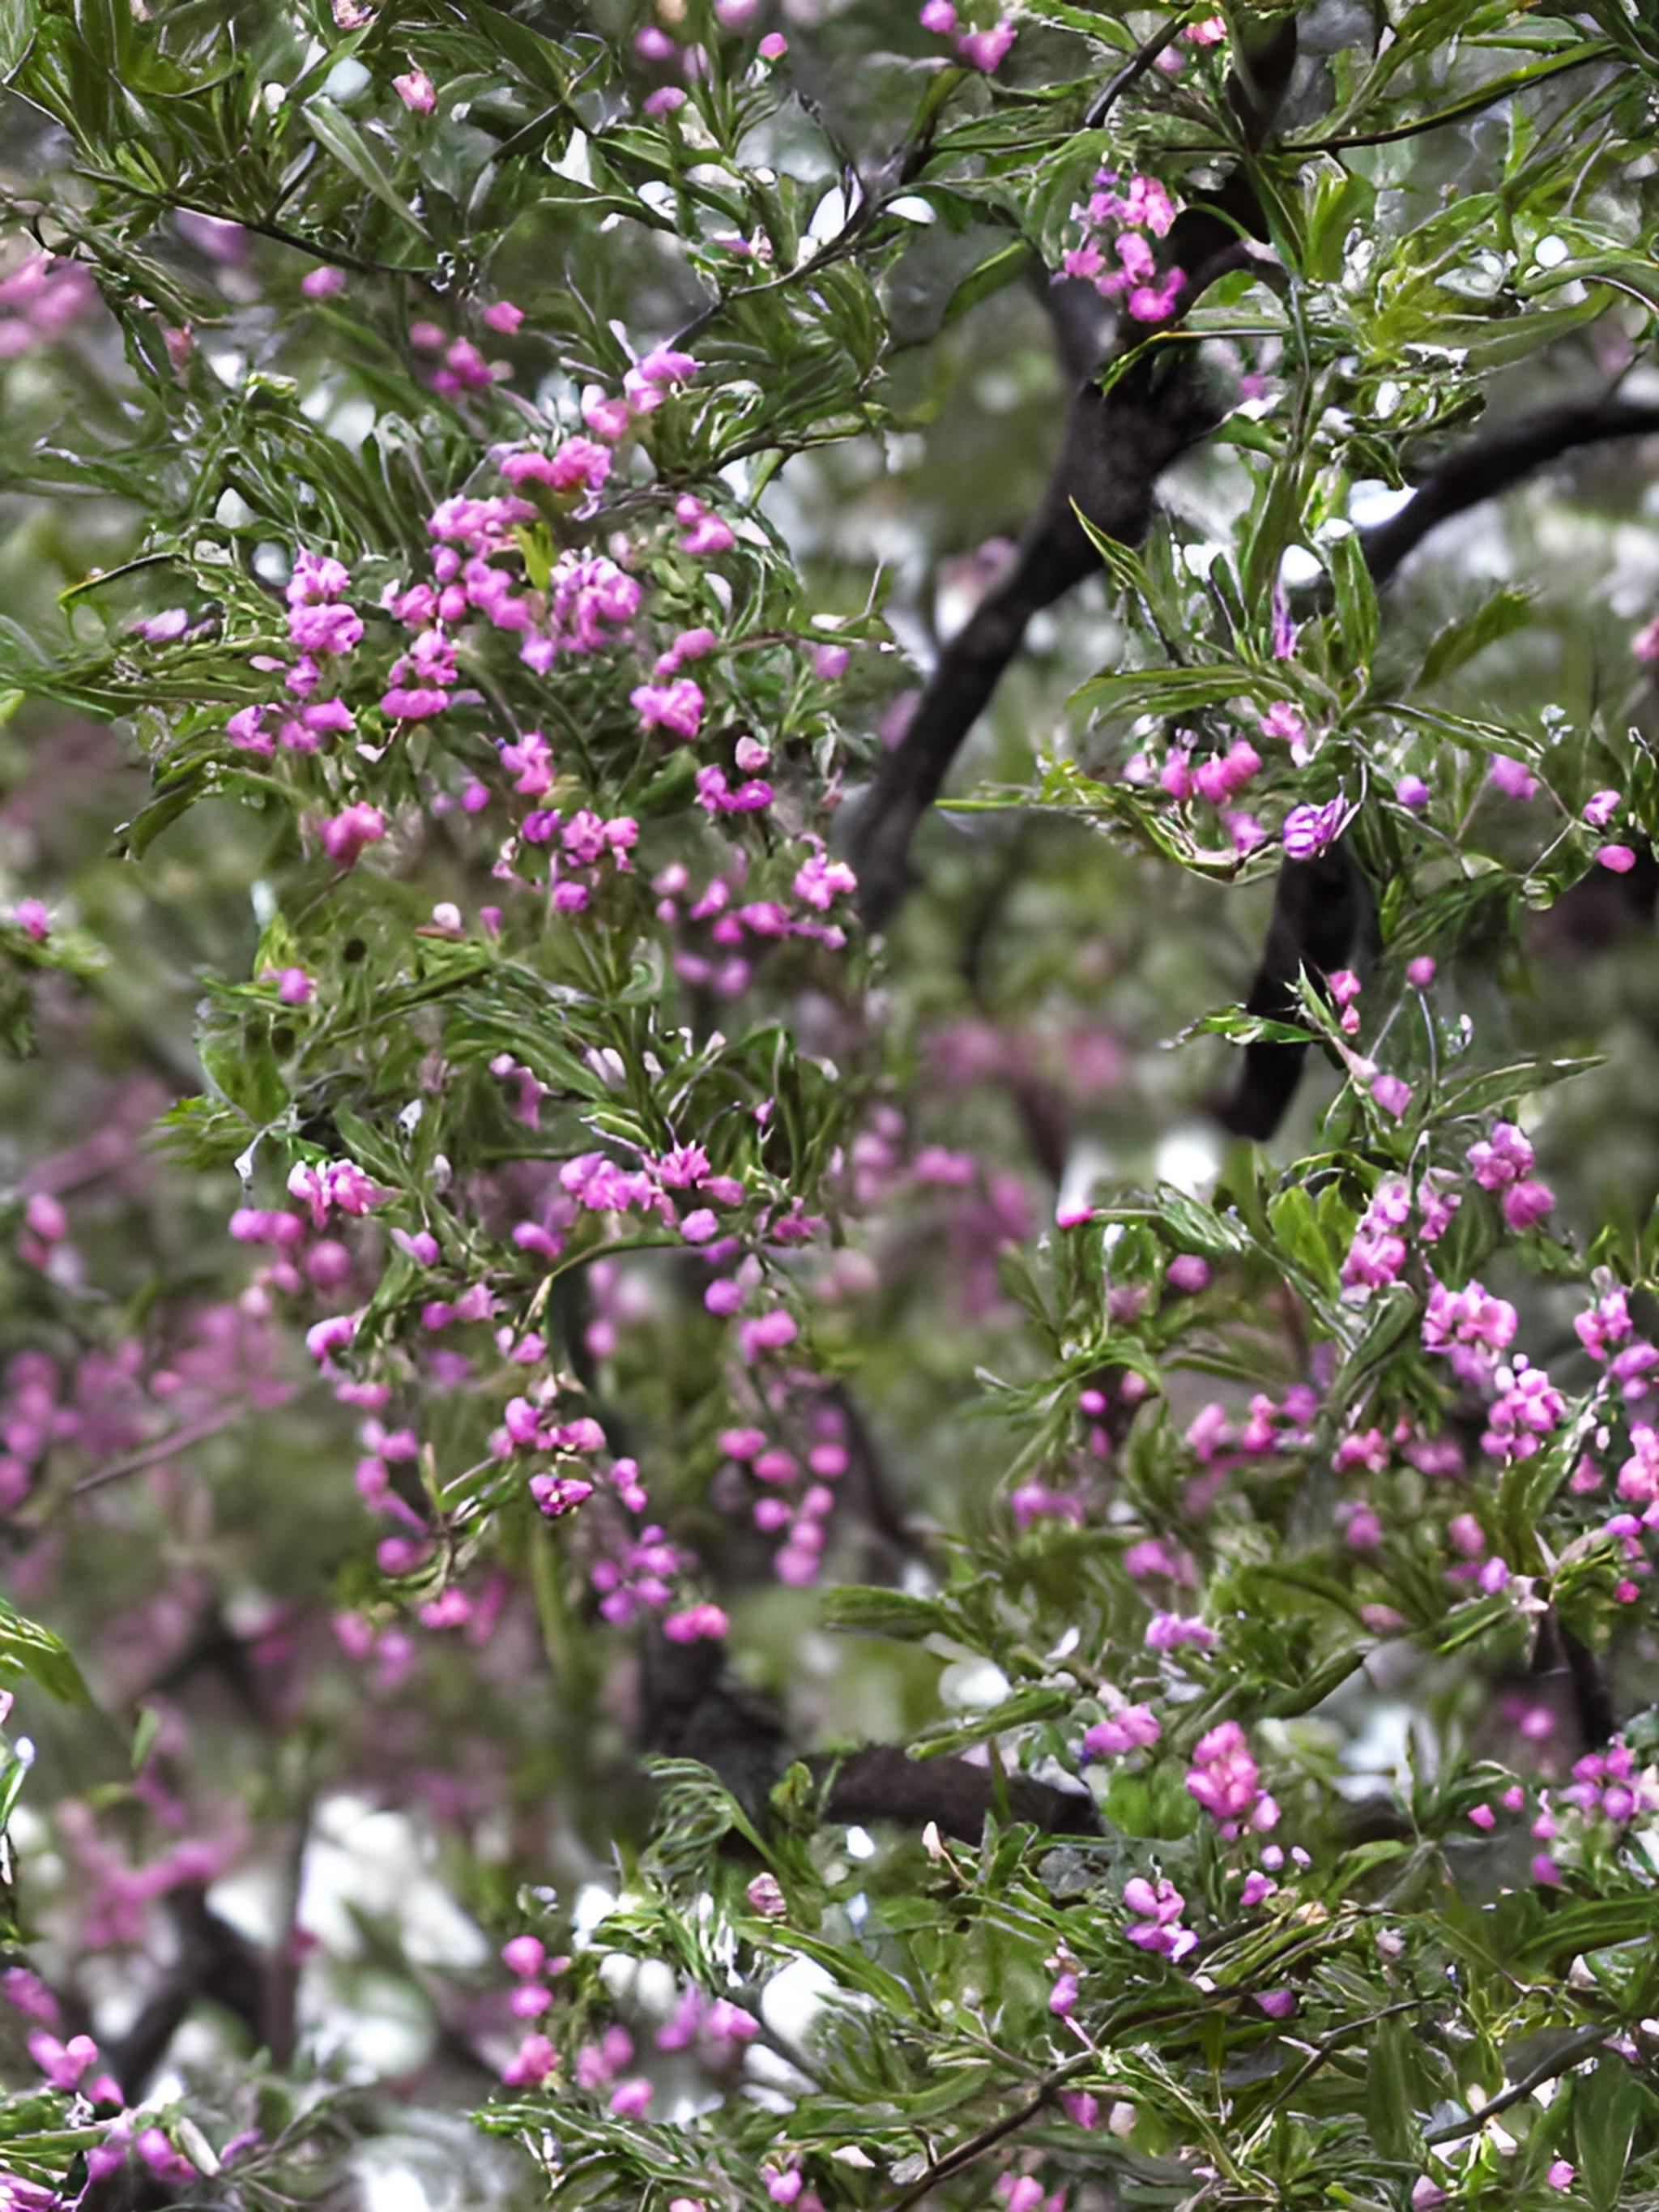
<box><xmin>0</xmin><ymin>1604</ymin><xmax>90</xmax><ymax>1706</ymax></box>
<box><xmin>1576</xmin><ymin>2056</ymin><xmax>1642</xmax><ymax>2212</ymax></box>
<box><xmin>940</xmin><ymin>241</ymin><xmax>1033</xmax><ymax>330</ymax></box>
<box><xmin>1267</xmin><ymin>1185</ymin><xmax>1338</xmax><ymax>1293</ymax></box>
<box><xmin>1364</xmin><ymin>2013</ymin><xmax>1417</xmax><ymax>2163</ymax></box>
<box><xmin>1416</xmin><ymin>587</ymin><xmax>1535</xmax><ymax>690</ymax></box>
<box><xmin>304</xmin><ymin>100</ymin><xmax>429</xmax><ymax>236</ymax></box>
<box><xmin>821</xmin><ymin>1586</ymin><xmax>946</xmax><ymax>1641</ymax></box>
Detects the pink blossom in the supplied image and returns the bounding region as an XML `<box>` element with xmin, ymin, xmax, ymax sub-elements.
<box><xmin>631</xmin><ymin>678</ymin><xmax>704</xmax><ymax>741</ymax></box>
<box><xmin>1283</xmin><ymin>797</ymin><xmax>1345</xmax><ymax>859</ymax></box>
<box><xmin>393</xmin><ymin>67</ymin><xmax>437</xmax><ymax>112</ymax></box>
<box><xmin>1259</xmin><ymin>700</ymin><xmax>1306</xmax><ymax>746</ymax></box>
<box><xmin>1122</xmin><ymin>1875</ymin><xmax>1195</xmax><ymax>1959</ymax></box>
<box><xmin>1597</xmin><ymin>843</ymin><xmax>1637</xmax><ymax>873</ymax></box>
<box><xmin>318</xmin><ymin>803</ymin><xmax>386</xmax><ymax>866</ymax></box>
<box><xmin>1488</xmin><ymin>753</ymin><xmax>1537</xmax><ymax>800</ymax></box>
<box><xmin>1185</xmin><ymin>1719</ymin><xmax>1276</xmax><ymax>1834</ymax></box>
<box><xmin>1082</xmin><ymin>1704</ymin><xmax>1161</xmax><ymax>1758</ymax></box>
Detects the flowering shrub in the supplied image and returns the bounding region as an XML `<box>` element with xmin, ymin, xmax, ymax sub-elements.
<box><xmin>0</xmin><ymin>5</ymin><xmax>1657</xmax><ymax>2212</ymax></box>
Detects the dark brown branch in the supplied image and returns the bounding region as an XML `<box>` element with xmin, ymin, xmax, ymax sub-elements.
<box><xmin>108</xmin><ymin>1887</ymin><xmax>267</xmax><ymax>2102</ymax></box>
<box><xmin>1084</xmin><ymin>22</ymin><xmax>1182</xmax><ymax>129</ymax></box>
<box><xmin>1215</xmin><ymin>844</ymin><xmax>1374</xmax><ymax>1139</ymax></box>
<box><xmin>1360</xmin><ymin>397</ymin><xmax>1659</xmax><ymax>591</ymax></box>
<box><xmin>1422</xmin><ymin>2023</ymin><xmax>1613</xmax><ymax>2146</ymax></box>
<box><xmin>844</xmin><ymin>20</ymin><xmax>1303</xmax><ymax>928</ymax></box>
<box><xmin>639</xmin><ymin>1633</ymin><xmax>1098</xmax><ymax>1838</ymax></box>
<box><xmin>1219</xmin><ymin>395</ymin><xmax>1659</xmax><ymax>1136</ymax></box>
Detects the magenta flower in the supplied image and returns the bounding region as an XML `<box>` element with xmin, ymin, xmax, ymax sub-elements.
<box><xmin>393</xmin><ymin>66</ymin><xmax>437</xmax><ymax>113</ymax></box>
<box><xmin>1282</xmin><ymin>797</ymin><xmax>1345</xmax><ymax>859</ymax></box>
<box><xmin>631</xmin><ymin>678</ymin><xmax>705</xmax><ymax>741</ymax></box>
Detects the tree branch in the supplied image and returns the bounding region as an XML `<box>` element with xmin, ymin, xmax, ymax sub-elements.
<box><xmin>1422</xmin><ymin>2023</ymin><xmax>1614</xmax><ymax>2147</ymax></box>
<box><xmin>1218</xmin><ymin>394</ymin><xmax>1659</xmax><ymax>1135</ymax></box>
<box><xmin>844</xmin><ymin>21</ymin><xmax>1303</xmax><ymax>928</ymax></box>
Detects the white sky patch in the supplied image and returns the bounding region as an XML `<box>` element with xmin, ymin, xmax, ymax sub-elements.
<box><xmin>1155</xmin><ymin>1124</ymin><xmax>1220</xmax><ymax>1195</ymax></box>
<box><xmin>761</xmin><ymin>1950</ymin><xmax>842</xmax><ymax>2050</ymax></box>
<box><xmin>1277</xmin><ymin>543</ymin><xmax>1324</xmax><ymax>589</ymax></box>
<box><xmin>1348</xmin><ymin>480</ymin><xmax>1415</xmax><ymax>528</ymax></box>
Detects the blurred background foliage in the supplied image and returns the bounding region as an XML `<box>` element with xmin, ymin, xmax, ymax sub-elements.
<box><xmin>0</xmin><ymin>0</ymin><xmax>1655</xmax><ymax>2207</ymax></box>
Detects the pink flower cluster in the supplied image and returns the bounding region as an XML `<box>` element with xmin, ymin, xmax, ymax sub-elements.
<box><xmin>1123</xmin><ymin>1875</ymin><xmax>1196</xmax><ymax>1959</ymax></box>
<box><xmin>1466</xmin><ymin>1121</ymin><xmax>1553</xmax><ymax>1232</ymax></box>
<box><xmin>1563</xmin><ymin>1740</ymin><xmax>1657</xmax><ymax>1826</ymax></box>
<box><xmin>1422</xmin><ymin>1276</ymin><xmax>1516</xmax><ymax>1383</ymax></box>
<box><xmin>1060</xmin><ymin>169</ymin><xmax>1183</xmax><ymax>322</ymax></box>
<box><xmin>919</xmin><ymin>2</ymin><xmax>1017</xmax><ymax>71</ymax></box>
<box><xmin>1185</xmin><ymin>1720</ymin><xmax>1277</xmax><ymax>1836</ymax></box>
<box><xmin>719</xmin><ymin>1393</ymin><xmax>853</xmax><ymax>1584</ymax></box>
<box><xmin>1082</xmin><ymin>1702</ymin><xmax>1161</xmax><ymax>1760</ymax></box>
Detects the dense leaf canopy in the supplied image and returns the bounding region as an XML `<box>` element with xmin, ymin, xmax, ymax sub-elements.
<box><xmin>0</xmin><ymin>5</ymin><xmax>1658</xmax><ymax>2212</ymax></box>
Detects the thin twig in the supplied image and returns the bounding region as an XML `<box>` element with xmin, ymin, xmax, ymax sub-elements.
<box><xmin>888</xmin><ymin>2055</ymin><xmax>1090</xmax><ymax>2212</ymax></box>
<box><xmin>1085</xmin><ymin>23</ymin><xmax>1182</xmax><ymax>130</ymax></box>
<box><xmin>1423</xmin><ymin>2022</ymin><xmax>1614</xmax><ymax>2146</ymax></box>
<box><xmin>71</xmin><ymin>1407</ymin><xmax>243</xmax><ymax>1495</ymax></box>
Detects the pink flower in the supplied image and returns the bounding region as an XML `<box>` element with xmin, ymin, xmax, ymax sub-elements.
<box><xmin>10</xmin><ymin>898</ymin><xmax>50</xmax><ymax>940</ymax></box>
<box><xmin>1488</xmin><ymin>753</ymin><xmax>1537</xmax><ymax>799</ymax></box>
<box><xmin>919</xmin><ymin>0</ymin><xmax>957</xmax><ymax>28</ymax></box>
<box><xmin>28</xmin><ymin>2030</ymin><xmax>98</xmax><ymax>2090</ymax></box>
<box><xmin>1185</xmin><ymin>1719</ymin><xmax>1275</xmax><ymax>1834</ymax></box>
<box><xmin>1396</xmin><ymin>773</ymin><xmax>1430</xmax><ymax>808</ymax></box>
<box><xmin>1597</xmin><ymin>843</ymin><xmax>1637</xmax><ymax>873</ymax></box>
<box><xmin>631</xmin><ymin>678</ymin><xmax>704</xmax><ymax>741</ymax></box>
<box><xmin>318</xmin><ymin>802</ymin><xmax>386</xmax><ymax>867</ymax></box>
<box><xmin>757</xmin><ymin>31</ymin><xmax>788</xmax><ymax>58</ymax></box>
<box><xmin>501</xmin><ymin>1936</ymin><xmax>546</xmax><ymax>1979</ymax></box>
<box><xmin>957</xmin><ymin>19</ymin><xmax>1016</xmax><ymax>69</ymax></box>
<box><xmin>1082</xmin><ymin>1704</ymin><xmax>1161</xmax><ymax>1758</ymax></box>
<box><xmin>1502</xmin><ymin>1179</ymin><xmax>1554</xmax><ymax>1232</ymax></box>
<box><xmin>1546</xmin><ymin>2163</ymin><xmax>1574</xmax><ymax>2191</ymax></box>
<box><xmin>1259</xmin><ymin>700</ymin><xmax>1306</xmax><ymax>745</ymax></box>
<box><xmin>302</xmin><ymin>266</ymin><xmax>347</xmax><ymax>299</ymax></box>
<box><xmin>393</xmin><ymin>67</ymin><xmax>437</xmax><ymax>113</ymax></box>
<box><xmin>1282</xmin><ymin>797</ymin><xmax>1345</xmax><ymax>859</ymax></box>
<box><xmin>663</xmin><ymin>1603</ymin><xmax>728</xmax><ymax>1642</ymax></box>
<box><xmin>1122</xmin><ymin>1876</ymin><xmax>1195</xmax><ymax>1959</ymax></box>
<box><xmin>502</xmin><ymin>2032</ymin><xmax>556</xmax><ymax>2086</ymax></box>
<box><xmin>1370</xmin><ymin>1072</ymin><xmax>1412</xmax><ymax>1120</ymax></box>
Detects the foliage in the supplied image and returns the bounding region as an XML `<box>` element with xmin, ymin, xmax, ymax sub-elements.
<box><xmin>0</xmin><ymin>4</ymin><xmax>1657</xmax><ymax>2212</ymax></box>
